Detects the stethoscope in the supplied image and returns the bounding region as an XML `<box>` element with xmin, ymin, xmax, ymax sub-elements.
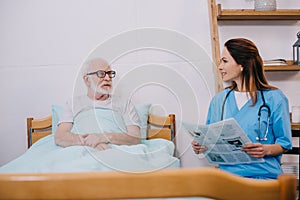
<box><xmin>221</xmin><ymin>88</ymin><xmax>271</xmax><ymax>141</ymax></box>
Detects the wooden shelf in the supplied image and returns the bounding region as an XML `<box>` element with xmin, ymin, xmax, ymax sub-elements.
<box><xmin>264</xmin><ymin>61</ymin><xmax>300</xmax><ymax>71</ymax></box>
<box><xmin>292</xmin><ymin>123</ymin><xmax>300</xmax><ymax>130</ymax></box>
<box><xmin>217</xmin><ymin>4</ymin><xmax>300</xmax><ymax>20</ymax></box>
<box><xmin>264</xmin><ymin>65</ymin><xmax>300</xmax><ymax>71</ymax></box>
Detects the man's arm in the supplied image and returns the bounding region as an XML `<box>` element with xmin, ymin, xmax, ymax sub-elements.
<box><xmin>55</xmin><ymin>123</ymin><xmax>141</xmax><ymax>149</ymax></box>
<box><xmin>83</xmin><ymin>125</ymin><xmax>141</xmax><ymax>148</ymax></box>
<box><xmin>106</xmin><ymin>125</ymin><xmax>141</xmax><ymax>145</ymax></box>
<box><xmin>54</xmin><ymin>122</ymin><xmax>85</xmax><ymax>147</ymax></box>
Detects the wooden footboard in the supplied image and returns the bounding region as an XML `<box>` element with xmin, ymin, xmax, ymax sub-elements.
<box><xmin>0</xmin><ymin>168</ymin><xmax>296</xmax><ymax>200</ymax></box>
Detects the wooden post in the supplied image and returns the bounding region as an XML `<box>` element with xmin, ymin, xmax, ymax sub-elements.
<box><xmin>208</xmin><ymin>0</ymin><xmax>224</xmax><ymax>92</ymax></box>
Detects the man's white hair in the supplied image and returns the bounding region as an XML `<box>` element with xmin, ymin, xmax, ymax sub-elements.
<box><xmin>81</xmin><ymin>57</ymin><xmax>109</xmax><ymax>77</ymax></box>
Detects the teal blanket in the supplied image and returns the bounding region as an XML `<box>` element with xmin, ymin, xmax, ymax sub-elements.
<box><xmin>0</xmin><ymin>109</ymin><xmax>180</xmax><ymax>173</ymax></box>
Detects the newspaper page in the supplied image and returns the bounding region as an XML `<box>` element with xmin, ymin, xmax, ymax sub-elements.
<box><xmin>184</xmin><ymin>118</ymin><xmax>265</xmax><ymax>165</ymax></box>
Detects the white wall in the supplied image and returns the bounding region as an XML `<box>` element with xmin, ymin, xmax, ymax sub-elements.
<box><xmin>0</xmin><ymin>0</ymin><xmax>299</xmax><ymax>167</ymax></box>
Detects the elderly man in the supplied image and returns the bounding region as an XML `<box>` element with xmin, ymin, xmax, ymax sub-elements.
<box><xmin>55</xmin><ymin>58</ymin><xmax>141</xmax><ymax>150</ymax></box>
<box><xmin>0</xmin><ymin>58</ymin><xmax>180</xmax><ymax>173</ymax></box>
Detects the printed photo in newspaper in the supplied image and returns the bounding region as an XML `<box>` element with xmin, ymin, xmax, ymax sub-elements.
<box><xmin>183</xmin><ymin>118</ymin><xmax>265</xmax><ymax>165</ymax></box>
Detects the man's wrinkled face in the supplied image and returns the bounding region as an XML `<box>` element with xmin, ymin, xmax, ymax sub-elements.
<box><xmin>84</xmin><ymin>59</ymin><xmax>114</xmax><ymax>95</ymax></box>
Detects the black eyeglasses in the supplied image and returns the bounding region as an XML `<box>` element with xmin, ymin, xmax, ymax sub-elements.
<box><xmin>86</xmin><ymin>70</ymin><xmax>116</xmax><ymax>78</ymax></box>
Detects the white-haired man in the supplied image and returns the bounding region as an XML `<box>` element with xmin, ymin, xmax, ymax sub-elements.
<box><xmin>55</xmin><ymin>58</ymin><xmax>141</xmax><ymax>150</ymax></box>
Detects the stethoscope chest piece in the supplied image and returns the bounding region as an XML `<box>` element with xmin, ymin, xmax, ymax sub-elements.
<box><xmin>256</xmin><ymin>136</ymin><xmax>268</xmax><ymax>141</ymax></box>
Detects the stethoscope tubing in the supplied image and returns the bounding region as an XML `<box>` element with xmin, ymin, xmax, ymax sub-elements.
<box><xmin>221</xmin><ymin>88</ymin><xmax>271</xmax><ymax>141</ymax></box>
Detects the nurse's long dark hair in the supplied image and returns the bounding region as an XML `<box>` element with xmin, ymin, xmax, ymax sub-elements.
<box><xmin>224</xmin><ymin>38</ymin><xmax>277</xmax><ymax>105</ymax></box>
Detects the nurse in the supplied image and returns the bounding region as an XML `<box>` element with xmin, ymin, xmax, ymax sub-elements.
<box><xmin>192</xmin><ymin>38</ymin><xmax>292</xmax><ymax>179</ymax></box>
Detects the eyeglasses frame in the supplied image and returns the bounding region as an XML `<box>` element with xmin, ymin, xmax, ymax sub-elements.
<box><xmin>86</xmin><ymin>70</ymin><xmax>116</xmax><ymax>78</ymax></box>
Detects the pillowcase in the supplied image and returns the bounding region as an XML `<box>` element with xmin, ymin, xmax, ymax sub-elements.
<box><xmin>52</xmin><ymin>104</ymin><xmax>63</xmax><ymax>134</ymax></box>
<box><xmin>134</xmin><ymin>103</ymin><xmax>151</xmax><ymax>142</ymax></box>
<box><xmin>51</xmin><ymin>103</ymin><xmax>151</xmax><ymax>141</ymax></box>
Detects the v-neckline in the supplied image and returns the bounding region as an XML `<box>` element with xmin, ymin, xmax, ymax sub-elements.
<box><xmin>230</xmin><ymin>91</ymin><xmax>251</xmax><ymax>116</ymax></box>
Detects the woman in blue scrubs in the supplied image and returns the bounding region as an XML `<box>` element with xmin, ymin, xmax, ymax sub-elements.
<box><xmin>192</xmin><ymin>38</ymin><xmax>292</xmax><ymax>179</ymax></box>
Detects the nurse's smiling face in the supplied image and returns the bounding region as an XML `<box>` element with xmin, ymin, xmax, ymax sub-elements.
<box><xmin>218</xmin><ymin>47</ymin><xmax>243</xmax><ymax>86</ymax></box>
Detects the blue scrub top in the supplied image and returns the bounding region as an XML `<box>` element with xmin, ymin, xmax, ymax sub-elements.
<box><xmin>206</xmin><ymin>88</ymin><xmax>292</xmax><ymax>179</ymax></box>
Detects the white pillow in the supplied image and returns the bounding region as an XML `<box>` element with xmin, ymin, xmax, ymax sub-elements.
<box><xmin>51</xmin><ymin>104</ymin><xmax>63</xmax><ymax>134</ymax></box>
<box><xmin>134</xmin><ymin>103</ymin><xmax>151</xmax><ymax>141</ymax></box>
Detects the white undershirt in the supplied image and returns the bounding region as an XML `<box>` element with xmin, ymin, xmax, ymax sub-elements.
<box><xmin>234</xmin><ymin>91</ymin><xmax>250</xmax><ymax>110</ymax></box>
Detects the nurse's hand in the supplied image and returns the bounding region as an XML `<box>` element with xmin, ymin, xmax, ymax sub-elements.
<box><xmin>191</xmin><ymin>141</ymin><xmax>208</xmax><ymax>154</ymax></box>
<box><xmin>243</xmin><ymin>143</ymin><xmax>285</xmax><ymax>158</ymax></box>
<box><xmin>242</xmin><ymin>143</ymin><xmax>266</xmax><ymax>158</ymax></box>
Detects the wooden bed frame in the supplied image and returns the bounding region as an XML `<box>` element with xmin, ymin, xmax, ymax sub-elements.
<box><xmin>0</xmin><ymin>168</ymin><xmax>296</xmax><ymax>200</ymax></box>
<box><xmin>27</xmin><ymin>113</ymin><xmax>176</xmax><ymax>148</ymax></box>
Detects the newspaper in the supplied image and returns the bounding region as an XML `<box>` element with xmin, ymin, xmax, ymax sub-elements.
<box><xmin>184</xmin><ymin>118</ymin><xmax>265</xmax><ymax>165</ymax></box>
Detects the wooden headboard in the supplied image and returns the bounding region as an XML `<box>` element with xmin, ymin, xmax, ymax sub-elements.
<box><xmin>27</xmin><ymin>113</ymin><xmax>176</xmax><ymax>148</ymax></box>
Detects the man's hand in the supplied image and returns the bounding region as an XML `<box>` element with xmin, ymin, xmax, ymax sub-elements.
<box><xmin>82</xmin><ymin>134</ymin><xmax>108</xmax><ymax>148</ymax></box>
<box><xmin>94</xmin><ymin>143</ymin><xmax>111</xmax><ymax>151</ymax></box>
